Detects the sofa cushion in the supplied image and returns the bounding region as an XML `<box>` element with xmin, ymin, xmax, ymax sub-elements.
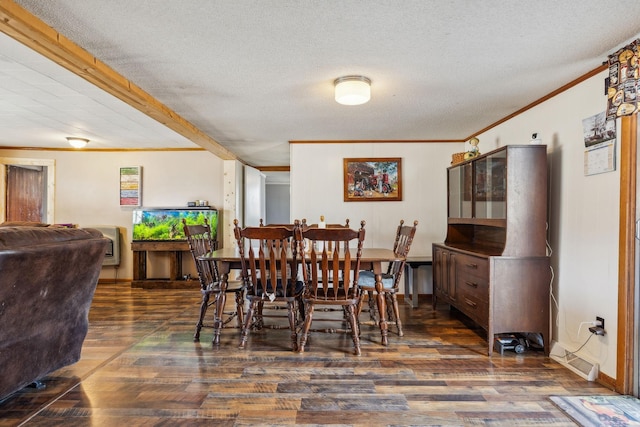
<box><xmin>0</xmin><ymin>226</ymin><xmax>103</xmax><ymax>249</ymax></box>
<box><xmin>0</xmin><ymin>226</ymin><xmax>107</xmax><ymax>400</ymax></box>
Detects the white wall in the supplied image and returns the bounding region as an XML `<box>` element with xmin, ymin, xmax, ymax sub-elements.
<box><xmin>291</xmin><ymin>142</ymin><xmax>460</xmax><ymax>255</ymax></box>
<box><xmin>477</xmin><ymin>69</ymin><xmax>619</xmax><ymax>377</ymax></box>
<box><xmin>266</xmin><ymin>183</ymin><xmax>291</xmax><ymax>224</ymax></box>
<box><xmin>290</xmin><ymin>69</ymin><xmax>621</xmax><ymax>378</ymax></box>
<box><xmin>0</xmin><ymin>69</ymin><xmax>621</xmax><ymax>378</ymax></box>
<box><xmin>290</xmin><ymin>142</ymin><xmax>463</xmax><ymax>295</ymax></box>
<box><xmin>222</xmin><ymin>159</ymin><xmax>244</xmax><ymax>248</ymax></box>
<box><xmin>243</xmin><ymin>165</ymin><xmax>265</xmax><ymax>227</ymax></box>
<box><xmin>0</xmin><ymin>149</ymin><xmax>225</xmax><ymax>281</ymax></box>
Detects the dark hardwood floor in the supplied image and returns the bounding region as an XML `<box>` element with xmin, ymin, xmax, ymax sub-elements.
<box><xmin>0</xmin><ymin>282</ymin><xmax>617</xmax><ymax>426</ymax></box>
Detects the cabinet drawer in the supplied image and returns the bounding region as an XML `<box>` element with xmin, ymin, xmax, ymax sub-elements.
<box><xmin>455</xmin><ymin>253</ymin><xmax>489</xmax><ymax>277</ymax></box>
<box><xmin>458</xmin><ymin>294</ymin><xmax>489</xmax><ymax>328</ymax></box>
<box><xmin>457</xmin><ymin>271</ymin><xmax>489</xmax><ymax>302</ymax></box>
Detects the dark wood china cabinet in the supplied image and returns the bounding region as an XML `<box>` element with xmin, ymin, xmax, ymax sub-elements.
<box><xmin>433</xmin><ymin>145</ymin><xmax>551</xmax><ymax>355</ymax></box>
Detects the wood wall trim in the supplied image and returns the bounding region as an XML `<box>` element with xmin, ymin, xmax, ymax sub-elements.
<box><xmin>599</xmin><ymin>372</ymin><xmax>617</xmax><ymax>391</ymax></box>
<box><xmin>617</xmin><ymin>114</ymin><xmax>637</xmax><ymax>394</ymax></box>
<box><xmin>292</xmin><ymin>66</ymin><xmax>609</xmax><ymax>147</ymax></box>
<box><xmin>470</xmin><ymin>65</ymin><xmax>609</xmax><ymax>139</ymax></box>
<box><xmin>0</xmin><ymin>0</ymin><xmax>236</xmax><ymax>160</ymax></box>
<box><xmin>289</xmin><ymin>139</ymin><xmax>463</xmax><ymax>144</ymax></box>
<box><xmin>255</xmin><ymin>166</ymin><xmax>290</xmax><ymax>172</ymax></box>
<box><xmin>0</xmin><ymin>146</ymin><xmax>206</xmax><ymax>152</ymax></box>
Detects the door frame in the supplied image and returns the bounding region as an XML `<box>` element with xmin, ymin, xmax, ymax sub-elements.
<box><xmin>0</xmin><ymin>157</ymin><xmax>55</xmax><ymax>224</ymax></box>
<box><xmin>617</xmin><ymin>115</ymin><xmax>637</xmax><ymax>394</ymax></box>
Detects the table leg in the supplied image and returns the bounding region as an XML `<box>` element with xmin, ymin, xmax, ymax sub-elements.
<box><xmin>373</xmin><ymin>263</ymin><xmax>388</xmax><ymax>346</ymax></box>
<box><xmin>132</xmin><ymin>250</ymin><xmax>146</xmax><ymax>280</ymax></box>
<box><xmin>213</xmin><ymin>261</ymin><xmax>231</xmax><ymax>345</ymax></box>
<box><xmin>404</xmin><ymin>264</ymin><xmax>419</xmax><ymax>308</ymax></box>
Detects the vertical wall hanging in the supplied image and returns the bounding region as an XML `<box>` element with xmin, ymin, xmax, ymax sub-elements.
<box><xmin>120</xmin><ymin>166</ymin><xmax>142</xmax><ymax>206</ymax></box>
<box><xmin>606</xmin><ymin>39</ymin><xmax>639</xmax><ymax>119</ymax></box>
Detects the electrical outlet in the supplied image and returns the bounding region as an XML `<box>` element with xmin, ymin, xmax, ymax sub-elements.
<box><xmin>589</xmin><ymin>316</ymin><xmax>606</xmax><ymax>336</ymax></box>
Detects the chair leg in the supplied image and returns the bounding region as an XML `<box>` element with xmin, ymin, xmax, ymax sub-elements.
<box><xmin>298</xmin><ymin>303</ymin><xmax>314</xmax><ymax>354</ymax></box>
<box><xmin>355</xmin><ymin>291</ymin><xmax>364</xmax><ymax>318</ymax></box>
<box><xmin>287</xmin><ymin>301</ymin><xmax>298</xmax><ymax>352</ymax></box>
<box><xmin>367</xmin><ymin>292</ymin><xmax>378</xmax><ymax>322</ymax></box>
<box><xmin>375</xmin><ymin>289</ymin><xmax>389</xmax><ymax>346</ymax></box>
<box><xmin>254</xmin><ymin>300</ymin><xmax>265</xmax><ymax>330</ymax></box>
<box><xmin>388</xmin><ymin>293</ymin><xmax>403</xmax><ymax>336</ymax></box>
<box><xmin>234</xmin><ymin>290</ymin><xmax>245</xmax><ymax>328</ymax></box>
<box><xmin>194</xmin><ymin>290</ymin><xmax>210</xmax><ymax>342</ymax></box>
<box><xmin>239</xmin><ymin>300</ymin><xmax>257</xmax><ymax>349</ymax></box>
<box><xmin>297</xmin><ymin>296</ymin><xmax>305</xmax><ymax>326</ymax></box>
<box><xmin>345</xmin><ymin>304</ymin><xmax>362</xmax><ymax>356</ymax></box>
<box><xmin>213</xmin><ymin>291</ymin><xmax>227</xmax><ymax>345</ymax></box>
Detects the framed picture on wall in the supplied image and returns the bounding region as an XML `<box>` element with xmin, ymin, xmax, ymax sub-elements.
<box><xmin>120</xmin><ymin>166</ymin><xmax>142</xmax><ymax>206</ymax></box>
<box><xmin>343</xmin><ymin>158</ymin><xmax>402</xmax><ymax>202</ymax></box>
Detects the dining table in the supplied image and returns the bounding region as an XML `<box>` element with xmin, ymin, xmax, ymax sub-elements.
<box><xmin>198</xmin><ymin>246</ymin><xmax>403</xmax><ymax>346</ymax></box>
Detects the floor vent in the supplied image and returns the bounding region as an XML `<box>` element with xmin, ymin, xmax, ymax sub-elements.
<box><xmin>550</xmin><ymin>342</ymin><xmax>599</xmax><ymax>381</ymax></box>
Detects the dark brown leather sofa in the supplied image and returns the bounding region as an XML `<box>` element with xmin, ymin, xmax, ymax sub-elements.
<box><xmin>0</xmin><ymin>224</ymin><xmax>107</xmax><ymax>401</ymax></box>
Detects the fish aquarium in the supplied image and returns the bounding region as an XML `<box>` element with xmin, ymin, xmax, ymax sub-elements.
<box><xmin>132</xmin><ymin>208</ymin><xmax>218</xmax><ymax>241</ymax></box>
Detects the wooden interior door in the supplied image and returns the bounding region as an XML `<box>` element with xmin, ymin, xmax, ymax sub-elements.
<box><xmin>5</xmin><ymin>165</ymin><xmax>44</xmax><ymax>222</ymax></box>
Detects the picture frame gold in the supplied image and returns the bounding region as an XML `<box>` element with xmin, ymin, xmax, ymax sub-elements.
<box><xmin>343</xmin><ymin>157</ymin><xmax>402</xmax><ymax>202</ymax></box>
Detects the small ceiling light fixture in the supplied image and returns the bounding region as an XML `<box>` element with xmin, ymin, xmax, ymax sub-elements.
<box><xmin>66</xmin><ymin>137</ymin><xmax>89</xmax><ymax>149</ymax></box>
<box><xmin>334</xmin><ymin>75</ymin><xmax>371</xmax><ymax>105</ymax></box>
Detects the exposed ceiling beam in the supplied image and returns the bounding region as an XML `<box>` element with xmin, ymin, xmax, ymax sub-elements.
<box><xmin>0</xmin><ymin>0</ymin><xmax>236</xmax><ymax>160</ymax></box>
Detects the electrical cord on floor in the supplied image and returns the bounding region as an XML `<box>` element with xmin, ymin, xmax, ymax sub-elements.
<box><xmin>550</xmin><ymin>333</ymin><xmax>595</xmax><ymax>360</ymax></box>
<box><xmin>549</xmin><ymin>265</ymin><xmax>558</xmax><ymax>325</ymax></box>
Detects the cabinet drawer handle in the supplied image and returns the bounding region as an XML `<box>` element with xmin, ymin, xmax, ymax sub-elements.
<box><xmin>464</xmin><ymin>298</ymin><xmax>477</xmax><ymax>308</ymax></box>
<box><xmin>465</xmin><ymin>280</ymin><xmax>478</xmax><ymax>288</ymax></box>
<box><xmin>466</xmin><ymin>263</ymin><xmax>478</xmax><ymax>269</ymax></box>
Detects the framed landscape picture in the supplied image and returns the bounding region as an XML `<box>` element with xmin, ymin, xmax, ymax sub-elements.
<box><xmin>343</xmin><ymin>158</ymin><xmax>402</xmax><ymax>202</ymax></box>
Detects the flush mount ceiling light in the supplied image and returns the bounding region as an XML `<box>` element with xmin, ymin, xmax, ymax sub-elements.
<box><xmin>66</xmin><ymin>137</ymin><xmax>89</xmax><ymax>149</ymax></box>
<box><xmin>334</xmin><ymin>75</ymin><xmax>371</xmax><ymax>105</ymax></box>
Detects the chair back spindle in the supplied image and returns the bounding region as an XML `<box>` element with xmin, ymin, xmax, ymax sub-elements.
<box><xmin>183</xmin><ymin>219</ymin><xmax>218</xmax><ymax>289</ymax></box>
<box><xmin>297</xmin><ymin>220</ymin><xmax>366</xmax><ymax>355</ymax></box>
<box><xmin>183</xmin><ymin>218</ymin><xmax>243</xmax><ymax>344</ymax></box>
<box><xmin>356</xmin><ymin>219</ymin><xmax>418</xmax><ymax>342</ymax></box>
<box><xmin>233</xmin><ymin>219</ymin><xmax>304</xmax><ymax>351</ymax></box>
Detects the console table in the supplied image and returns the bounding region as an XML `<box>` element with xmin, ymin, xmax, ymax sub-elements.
<box><xmin>131</xmin><ymin>241</ymin><xmax>195</xmax><ymax>288</ymax></box>
<box><xmin>403</xmin><ymin>256</ymin><xmax>432</xmax><ymax>308</ymax></box>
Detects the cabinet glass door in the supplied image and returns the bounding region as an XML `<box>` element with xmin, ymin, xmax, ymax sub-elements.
<box><xmin>474</xmin><ymin>150</ymin><xmax>507</xmax><ymax>219</ymax></box>
<box><xmin>448</xmin><ymin>163</ymin><xmax>472</xmax><ymax>218</ymax></box>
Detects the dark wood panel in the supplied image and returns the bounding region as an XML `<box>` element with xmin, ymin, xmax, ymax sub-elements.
<box><xmin>5</xmin><ymin>165</ymin><xmax>43</xmax><ymax>222</ymax></box>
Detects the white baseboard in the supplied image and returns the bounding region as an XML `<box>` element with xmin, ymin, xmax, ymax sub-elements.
<box><xmin>550</xmin><ymin>341</ymin><xmax>599</xmax><ymax>381</ymax></box>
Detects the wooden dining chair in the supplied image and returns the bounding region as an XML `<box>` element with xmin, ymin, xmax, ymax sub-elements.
<box><xmin>357</xmin><ymin>219</ymin><xmax>418</xmax><ymax>338</ymax></box>
<box><xmin>234</xmin><ymin>219</ymin><xmax>304</xmax><ymax>351</ymax></box>
<box><xmin>183</xmin><ymin>218</ymin><xmax>245</xmax><ymax>344</ymax></box>
<box><xmin>298</xmin><ymin>220</ymin><xmax>366</xmax><ymax>356</ymax></box>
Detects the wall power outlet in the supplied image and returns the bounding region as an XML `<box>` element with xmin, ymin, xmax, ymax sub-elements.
<box><xmin>589</xmin><ymin>316</ymin><xmax>606</xmax><ymax>336</ymax></box>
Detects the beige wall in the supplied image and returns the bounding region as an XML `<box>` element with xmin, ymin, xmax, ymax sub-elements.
<box><xmin>0</xmin><ymin>68</ymin><xmax>622</xmax><ymax>378</ymax></box>
<box><xmin>291</xmin><ymin>72</ymin><xmax>620</xmax><ymax>378</ymax></box>
<box><xmin>478</xmin><ymin>69</ymin><xmax>620</xmax><ymax>377</ymax></box>
<box><xmin>0</xmin><ymin>149</ymin><xmax>225</xmax><ymax>281</ymax></box>
<box><xmin>290</xmin><ymin>69</ymin><xmax>620</xmax><ymax>378</ymax></box>
<box><xmin>290</xmin><ymin>141</ymin><xmax>462</xmax><ymax>296</ymax></box>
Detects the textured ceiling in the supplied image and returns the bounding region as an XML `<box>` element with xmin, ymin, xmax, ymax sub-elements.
<box><xmin>3</xmin><ymin>0</ymin><xmax>640</xmax><ymax>169</ymax></box>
